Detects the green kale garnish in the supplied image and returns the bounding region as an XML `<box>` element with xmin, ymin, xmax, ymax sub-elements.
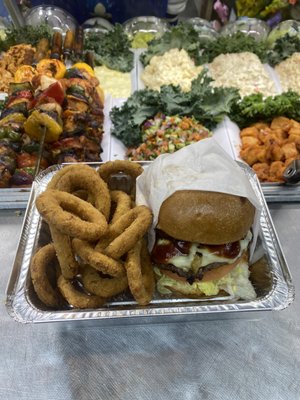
<box><xmin>0</xmin><ymin>24</ymin><xmax>52</xmax><ymax>51</ymax></box>
<box><xmin>110</xmin><ymin>70</ymin><xmax>240</xmax><ymax>147</ymax></box>
<box><xmin>84</xmin><ymin>24</ymin><xmax>134</xmax><ymax>73</ymax></box>
<box><xmin>198</xmin><ymin>32</ymin><xmax>269</xmax><ymax>64</ymax></box>
<box><xmin>140</xmin><ymin>22</ymin><xmax>202</xmax><ymax>66</ymax></box>
<box><xmin>267</xmin><ymin>34</ymin><xmax>300</xmax><ymax>66</ymax></box>
<box><xmin>229</xmin><ymin>91</ymin><xmax>300</xmax><ymax>127</ymax></box>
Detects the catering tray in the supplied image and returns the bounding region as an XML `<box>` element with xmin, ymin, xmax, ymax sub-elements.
<box><xmin>6</xmin><ymin>162</ymin><xmax>294</xmax><ymax>325</ymax></box>
<box><xmin>0</xmin><ymin>96</ymin><xmax>112</xmax><ymax>209</ymax></box>
<box><xmin>224</xmin><ymin>118</ymin><xmax>300</xmax><ymax>202</ymax></box>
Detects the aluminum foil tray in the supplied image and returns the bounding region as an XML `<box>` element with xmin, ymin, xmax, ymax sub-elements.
<box><xmin>6</xmin><ymin>163</ymin><xmax>294</xmax><ymax>325</ymax></box>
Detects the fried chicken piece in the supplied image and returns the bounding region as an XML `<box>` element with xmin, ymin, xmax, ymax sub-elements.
<box><xmin>271</xmin><ymin>128</ymin><xmax>288</xmax><ymax>143</ymax></box>
<box><xmin>265</xmin><ymin>141</ymin><xmax>284</xmax><ymax>162</ymax></box>
<box><xmin>240</xmin><ymin>127</ymin><xmax>259</xmax><ymax>138</ymax></box>
<box><xmin>285</xmin><ymin>157</ymin><xmax>297</xmax><ymax>167</ymax></box>
<box><xmin>288</xmin><ymin>126</ymin><xmax>300</xmax><ymax>137</ymax></box>
<box><xmin>269</xmin><ymin>161</ymin><xmax>286</xmax><ymax>182</ymax></box>
<box><xmin>289</xmin><ymin>119</ymin><xmax>300</xmax><ymax>129</ymax></box>
<box><xmin>287</xmin><ymin>134</ymin><xmax>300</xmax><ymax>147</ymax></box>
<box><xmin>270</xmin><ymin>117</ymin><xmax>292</xmax><ymax>132</ymax></box>
<box><xmin>252</xmin><ymin>122</ymin><xmax>269</xmax><ymax>130</ymax></box>
<box><xmin>241</xmin><ymin>135</ymin><xmax>260</xmax><ymax>148</ymax></box>
<box><xmin>252</xmin><ymin>163</ymin><xmax>270</xmax><ymax>182</ymax></box>
<box><xmin>282</xmin><ymin>142</ymin><xmax>298</xmax><ymax>160</ymax></box>
<box><xmin>240</xmin><ymin>145</ymin><xmax>267</xmax><ymax>165</ymax></box>
<box><xmin>258</xmin><ymin>128</ymin><xmax>274</xmax><ymax>144</ymax></box>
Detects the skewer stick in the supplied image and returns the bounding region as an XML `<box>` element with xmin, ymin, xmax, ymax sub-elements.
<box><xmin>33</xmin><ymin>125</ymin><xmax>47</xmax><ymax>180</ymax></box>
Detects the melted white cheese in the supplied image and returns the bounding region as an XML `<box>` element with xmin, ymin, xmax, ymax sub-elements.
<box><xmin>168</xmin><ymin>231</ymin><xmax>252</xmax><ymax>270</ymax></box>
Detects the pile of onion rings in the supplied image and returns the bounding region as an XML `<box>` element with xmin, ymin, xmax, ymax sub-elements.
<box><xmin>30</xmin><ymin>161</ymin><xmax>154</xmax><ymax>309</ymax></box>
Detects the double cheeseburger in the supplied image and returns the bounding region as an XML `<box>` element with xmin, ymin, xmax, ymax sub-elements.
<box><xmin>151</xmin><ymin>190</ymin><xmax>257</xmax><ymax>300</ymax></box>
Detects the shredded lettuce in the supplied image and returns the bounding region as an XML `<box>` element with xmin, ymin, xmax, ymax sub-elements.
<box><xmin>155</xmin><ymin>262</ymin><xmax>256</xmax><ymax>300</ymax></box>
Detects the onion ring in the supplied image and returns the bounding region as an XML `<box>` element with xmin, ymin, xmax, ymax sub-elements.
<box><xmin>110</xmin><ymin>190</ymin><xmax>132</xmax><ymax>224</ymax></box>
<box><xmin>48</xmin><ymin>164</ymin><xmax>111</xmax><ymax>221</ymax></box>
<box><xmin>101</xmin><ymin>206</ymin><xmax>153</xmax><ymax>259</ymax></box>
<box><xmin>72</xmin><ymin>238</ymin><xmax>125</xmax><ymax>278</ymax></box>
<box><xmin>36</xmin><ymin>189</ymin><xmax>108</xmax><ymax>241</ymax></box>
<box><xmin>30</xmin><ymin>244</ymin><xmax>62</xmax><ymax>308</ymax></box>
<box><xmin>98</xmin><ymin>160</ymin><xmax>143</xmax><ymax>186</ymax></box>
<box><xmin>49</xmin><ymin>225</ymin><xmax>79</xmax><ymax>279</ymax></box>
<box><xmin>57</xmin><ymin>275</ymin><xmax>106</xmax><ymax>309</ymax></box>
<box><xmin>81</xmin><ymin>264</ymin><xmax>128</xmax><ymax>297</ymax></box>
<box><xmin>125</xmin><ymin>239</ymin><xmax>155</xmax><ymax>306</ymax></box>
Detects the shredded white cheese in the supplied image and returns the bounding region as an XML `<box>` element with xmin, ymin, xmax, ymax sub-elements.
<box><xmin>208</xmin><ymin>52</ymin><xmax>276</xmax><ymax>97</ymax></box>
<box><xmin>141</xmin><ymin>48</ymin><xmax>203</xmax><ymax>92</ymax></box>
<box><xmin>275</xmin><ymin>52</ymin><xmax>300</xmax><ymax>95</ymax></box>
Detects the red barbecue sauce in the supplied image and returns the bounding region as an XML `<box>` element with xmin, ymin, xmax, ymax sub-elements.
<box><xmin>203</xmin><ymin>242</ymin><xmax>240</xmax><ymax>259</ymax></box>
<box><xmin>151</xmin><ymin>230</ymin><xmax>241</xmax><ymax>264</ymax></box>
<box><xmin>151</xmin><ymin>230</ymin><xmax>191</xmax><ymax>264</ymax></box>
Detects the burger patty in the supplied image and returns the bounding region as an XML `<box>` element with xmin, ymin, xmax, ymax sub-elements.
<box><xmin>158</xmin><ymin>261</ymin><xmax>228</xmax><ymax>284</ymax></box>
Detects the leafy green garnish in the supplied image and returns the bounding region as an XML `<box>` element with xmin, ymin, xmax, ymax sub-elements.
<box><xmin>141</xmin><ymin>28</ymin><xmax>269</xmax><ymax>66</ymax></box>
<box><xmin>110</xmin><ymin>70</ymin><xmax>239</xmax><ymax>147</ymax></box>
<box><xmin>198</xmin><ymin>32</ymin><xmax>268</xmax><ymax>64</ymax></box>
<box><xmin>84</xmin><ymin>24</ymin><xmax>134</xmax><ymax>72</ymax></box>
<box><xmin>0</xmin><ymin>24</ymin><xmax>52</xmax><ymax>52</ymax></box>
<box><xmin>140</xmin><ymin>22</ymin><xmax>202</xmax><ymax>66</ymax></box>
<box><xmin>267</xmin><ymin>34</ymin><xmax>300</xmax><ymax>66</ymax></box>
<box><xmin>229</xmin><ymin>91</ymin><xmax>300</xmax><ymax>128</ymax></box>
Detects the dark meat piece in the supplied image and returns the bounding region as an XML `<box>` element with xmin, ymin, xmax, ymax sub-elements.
<box><xmin>10</xmin><ymin>167</ymin><xmax>34</xmax><ymax>187</ymax></box>
<box><xmin>158</xmin><ymin>261</ymin><xmax>228</xmax><ymax>284</ymax></box>
<box><xmin>0</xmin><ymin>164</ymin><xmax>12</xmax><ymax>188</ymax></box>
<box><xmin>0</xmin><ymin>144</ymin><xmax>17</xmax><ymax>173</ymax></box>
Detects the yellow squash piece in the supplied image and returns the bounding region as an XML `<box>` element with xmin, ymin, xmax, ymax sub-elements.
<box><xmin>72</xmin><ymin>62</ymin><xmax>95</xmax><ymax>77</ymax></box>
<box><xmin>36</xmin><ymin>59</ymin><xmax>66</xmax><ymax>79</ymax></box>
<box><xmin>0</xmin><ymin>113</ymin><xmax>26</xmax><ymax>126</ymax></box>
<box><xmin>24</xmin><ymin>110</ymin><xmax>63</xmax><ymax>143</ymax></box>
<box><xmin>14</xmin><ymin>65</ymin><xmax>37</xmax><ymax>83</ymax></box>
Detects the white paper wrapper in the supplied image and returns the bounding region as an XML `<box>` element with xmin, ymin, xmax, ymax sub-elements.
<box><xmin>136</xmin><ymin>138</ymin><xmax>262</xmax><ymax>259</ymax></box>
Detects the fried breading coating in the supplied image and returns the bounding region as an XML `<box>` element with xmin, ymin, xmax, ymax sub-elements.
<box><xmin>241</xmin><ymin>135</ymin><xmax>260</xmax><ymax>148</ymax></box>
<box><xmin>269</xmin><ymin>161</ymin><xmax>286</xmax><ymax>182</ymax></box>
<box><xmin>239</xmin><ymin>117</ymin><xmax>300</xmax><ymax>182</ymax></box>
<box><xmin>270</xmin><ymin>117</ymin><xmax>292</xmax><ymax>132</ymax></box>
<box><xmin>30</xmin><ymin>244</ymin><xmax>63</xmax><ymax>308</ymax></box>
<box><xmin>240</xmin><ymin>127</ymin><xmax>259</xmax><ymax>138</ymax></box>
<box><xmin>252</xmin><ymin>163</ymin><xmax>270</xmax><ymax>182</ymax></box>
<box><xmin>81</xmin><ymin>265</ymin><xmax>128</xmax><ymax>298</ymax></box>
<box><xmin>240</xmin><ymin>146</ymin><xmax>260</xmax><ymax>166</ymax></box>
<box><xmin>252</xmin><ymin>122</ymin><xmax>269</xmax><ymax>130</ymax></box>
<box><xmin>265</xmin><ymin>141</ymin><xmax>284</xmax><ymax>162</ymax></box>
<box><xmin>57</xmin><ymin>275</ymin><xmax>106</xmax><ymax>309</ymax></box>
<box><xmin>282</xmin><ymin>142</ymin><xmax>298</xmax><ymax>160</ymax></box>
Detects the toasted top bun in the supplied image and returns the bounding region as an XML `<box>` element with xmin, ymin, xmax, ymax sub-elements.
<box><xmin>157</xmin><ymin>190</ymin><xmax>255</xmax><ymax>244</ymax></box>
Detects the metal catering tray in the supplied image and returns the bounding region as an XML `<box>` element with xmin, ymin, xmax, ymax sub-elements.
<box><xmin>5</xmin><ymin>163</ymin><xmax>294</xmax><ymax>325</ymax></box>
